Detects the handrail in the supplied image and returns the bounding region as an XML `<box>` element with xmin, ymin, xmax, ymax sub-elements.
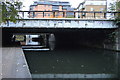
<box><xmin>16</xmin><ymin>11</ymin><xmax>120</xmax><ymax>19</ymax></box>
<box><xmin>18</xmin><ymin>11</ymin><xmax>120</xmax><ymax>13</ymax></box>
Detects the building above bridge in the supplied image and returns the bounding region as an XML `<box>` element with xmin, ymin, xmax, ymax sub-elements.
<box><xmin>29</xmin><ymin>0</ymin><xmax>75</xmax><ymax>18</ymax></box>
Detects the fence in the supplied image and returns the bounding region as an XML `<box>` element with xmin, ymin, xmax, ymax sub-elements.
<box><xmin>18</xmin><ymin>11</ymin><xmax>120</xmax><ymax>19</ymax></box>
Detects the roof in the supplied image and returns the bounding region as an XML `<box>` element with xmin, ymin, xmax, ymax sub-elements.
<box><xmin>29</xmin><ymin>1</ymin><xmax>74</xmax><ymax>11</ymax></box>
<box><xmin>31</xmin><ymin>1</ymin><xmax>71</xmax><ymax>6</ymax></box>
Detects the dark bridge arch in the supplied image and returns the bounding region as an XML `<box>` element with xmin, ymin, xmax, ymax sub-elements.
<box><xmin>2</xmin><ymin>27</ymin><xmax>116</xmax><ymax>47</ymax></box>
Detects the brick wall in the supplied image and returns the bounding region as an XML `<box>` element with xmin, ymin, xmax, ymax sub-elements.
<box><xmin>82</xmin><ymin>5</ymin><xmax>106</xmax><ymax>19</ymax></box>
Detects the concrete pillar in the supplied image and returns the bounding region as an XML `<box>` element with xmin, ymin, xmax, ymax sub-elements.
<box><xmin>116</xmin><ymin>28</ymin><xmax>120</xmax><ymax>51</ymax></box>
<box><xmin>48</xmin><ymin>34</ymin><xmax>55</xmax><ymax>50</ymax></box>
<box><xmin>39</xmin><ymin>34</ymin><xmax>50</xmax><ymax>47</ymax></box>
<box><xmin>107</xmin><ymin>27</ymin><xmax>120</xmax><ymax>51</ymax></box>
<box><xmin>48</xmin><ymin>34</ymin><xmax>55</xmax><ymax>42</ymax></box>
<box><xmin>103</xmin><ymin>27</ymin><xmax>120</xmax><ymax>51</ymax></box>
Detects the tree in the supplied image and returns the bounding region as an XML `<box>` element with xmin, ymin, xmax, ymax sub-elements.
<box><xmin>0</xmin><ymin>1</ymin><xmax>22</xmax><ymax>24</ymax></box>
<box><xmin>115</xmin><ymin>1</ymin><xmax>120</xmax><ymax>25</ymax></box>
<box><xmin>109</xmin><ymin>1</ymin><xmax>120</xmax><ymax>25</ymax></box>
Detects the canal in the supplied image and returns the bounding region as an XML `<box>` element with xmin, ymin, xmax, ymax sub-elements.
<box><xmin>19</xmin><ymin>34</ymin><xmax>120</xmax><ymax>80</ymax></box>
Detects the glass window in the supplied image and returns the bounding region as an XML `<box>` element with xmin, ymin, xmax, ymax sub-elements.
<box><xmin>100</xmin><ymin>8</ymin><xmax>104</xmax><ymax>11</ymax></box>
<box><xmin>101</xmin><ymin>3</ymin><xmax>103</xmax><ymax>5</ymax></box>
<box><xmin>44</xmin><ymin>13</ymin><xmax>46</xmax><ymax>16</ymax></box>
<box><xmin>48</xmin><ymin>14</ymin><xmax>50</xmax><ymax>16</ymax></box>
<box><xmin>91</xmin><ymin>8</ymin><xmax>94</xmax><ymax>11</ymax></box>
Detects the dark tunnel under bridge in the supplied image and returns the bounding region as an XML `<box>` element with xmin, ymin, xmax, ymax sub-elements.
<box><xmin>1</xmin><ymin>27</ymin><xmax>117</xmax><ymax>49</ymax></box>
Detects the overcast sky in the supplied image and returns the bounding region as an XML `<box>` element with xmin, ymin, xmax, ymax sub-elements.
<box><xmin>22</xmin><ymin>0</ymin><xmax>85</xmax><ymax>10</ymax></box>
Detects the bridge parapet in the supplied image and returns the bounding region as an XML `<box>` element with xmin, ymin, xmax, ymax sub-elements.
<box><xmin>1</xmin><ymin>18</ymin><xmax>118</xmax><ymax>28</ymax></box>
<box><xmin>17</xmin><ymin>11</ymin><xmax>120</xmax><ymax>19</ymax></box>
<box><xmin>1</xmin><ymin>11</ymin><xmax>120</xmax><ymax>28</ymax></box>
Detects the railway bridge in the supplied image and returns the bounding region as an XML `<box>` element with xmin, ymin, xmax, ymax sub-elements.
<box><xmin>1</xmin><ymin>11</ymin><xmax>120</xmax><ymax>50</ymax></box>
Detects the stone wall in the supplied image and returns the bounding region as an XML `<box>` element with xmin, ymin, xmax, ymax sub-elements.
<box><xmin>103</xmin><ymin>25</ymin><xmax>120</xmax><ymax>51</ymax></box>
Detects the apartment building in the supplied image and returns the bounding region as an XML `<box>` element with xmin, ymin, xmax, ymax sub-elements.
<box><xmin>29</xmin><ymin>0</ymin><xmax>75</xmax><ymax>18</ymax></box>
<box><xmin>82</xmin><ymin>0</ymin><xmax>107</xmax><ymax>19</ymax></box>
<box><xmin>84</xmin><ymin>0</ymin><xmax>106</xmax><ymax>11</ymax></box>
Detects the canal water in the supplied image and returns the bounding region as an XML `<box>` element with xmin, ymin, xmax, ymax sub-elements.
<box><xmin>21</xmin><ymin>35</ymin><xmax>120</xmax><ymax>80</ymax></box>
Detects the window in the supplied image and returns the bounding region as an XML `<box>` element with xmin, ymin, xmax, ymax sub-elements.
<box><xmin>48</xmin><ymin>5</ymin><xmax>51</xmax><ymax>7</ymax></box>
<box><xmin>100</xmin><ymin>8</ymin><xmax>104</xmax><ymax>11</ymax></box>
<box><xmin>48</xmin><ymin>14</ymin><xmax>50</xmax><ymax>16</ymax></box>
<box><xmin>101</xmin><ymin>3</ymin><xmax>103</xmax><ymax>5</ymax></box>
<box><xmin>91</xmin><ymin>8</ymin><xmax>94</xmax><ymax>11</ymax></box>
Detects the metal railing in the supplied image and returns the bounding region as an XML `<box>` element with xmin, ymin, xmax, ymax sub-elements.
<box><xmin>18</xmin><ymin>11</ymin><xmax>120</xmax><ymax>19</ymax></box>
<box><xmin>1</xmin><ymin>11</ymin><xmax>119</xmax><ymax>28</ymax></box>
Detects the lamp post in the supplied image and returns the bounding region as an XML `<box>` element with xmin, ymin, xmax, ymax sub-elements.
<box><xmin>76</xmin><ymin>1</ymin><xmax>86</xmax><ymax>18</ymax></box>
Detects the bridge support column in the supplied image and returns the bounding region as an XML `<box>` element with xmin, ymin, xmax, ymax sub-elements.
<box><xmin>116</xmin><ymin>28</ymin><xmax>120</xmax><ymax>51</ymax></box>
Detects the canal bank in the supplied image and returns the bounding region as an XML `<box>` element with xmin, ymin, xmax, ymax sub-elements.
<box><xmin>99</xmin><ymin>28</ymin><xmax>120</xmax><ymax>52</ymax></box>
<box><xmin>2</xmin><ymin>47</ymin><xmax>31</xmax><ymax>79</ymax></box>
<box><xmin>1</xmin><ymin>36</ymin><xmax>120</xmax><ymax>79</ymax></box>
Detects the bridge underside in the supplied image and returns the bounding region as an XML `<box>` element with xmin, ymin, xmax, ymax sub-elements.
<box><xmin>1</xmin><ymin>27</ymin><xmax>117</xmax><ymax>48</ymax></box>
<box><xmin>1</xmin><ymin>27</ymin><xmax>117</xmax><ymax>33</ymax></box>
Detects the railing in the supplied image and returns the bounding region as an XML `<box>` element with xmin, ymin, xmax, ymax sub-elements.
<box><xmin>1</xmin><ymin>11</ymin><xmax>119</xmax><ymax>28</ymax></box>
<box><xmin>18</xmin><ymin>11</ymin><xmax>120</xmax><ymax>19</ymax></box>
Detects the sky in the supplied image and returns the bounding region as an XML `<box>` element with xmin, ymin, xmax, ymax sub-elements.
<box><xmin>22</xmin><ymin>0</ymin><xmax>85</xmax><ymax>10</ymax></box>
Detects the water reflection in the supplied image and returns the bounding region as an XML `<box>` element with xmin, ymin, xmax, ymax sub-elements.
<box><xmin>48</xmin><ymin>34</ymin><xmax>55</xmax><ymax>51</ymax></box>
<box><xmin>24</xmin><ymin>46</ymin><xmax>120</xmax><ymax>79</ymax></box>
<box><xmin>22</xmin><ymin>34</ymin><xmax>120</xmax><ymax>79</ymax></box>
<box><xmin>48</xmin><ymin>41</ymin><xmax>55</xmax><ymax>51</ymax></box>
<box><xmin>22</xmin><ymin>35</ymin><xmax>40</xmax><ymax>46</ymax></box>
<box><xmin>24</xmin><ymin>48</ymin><xmax>120</xmax><ymax>79</ymax></box>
